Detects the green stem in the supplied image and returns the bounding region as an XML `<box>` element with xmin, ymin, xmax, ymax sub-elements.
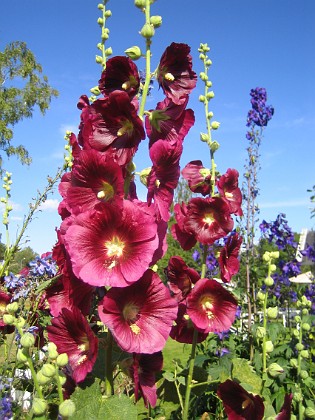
<box><xmin>54</xmin><ymin>366</ymin><xmax>64</xmax><ymax>404</ymax></box>
<box><xmin>104</xmin><ymin>331</ymin><xmax>114</xmax><ymax>396</ymax></box>
<box><xmin>182</xmin><ymin>328</ymin><xmax>198</xmax><ymax>420</ymax></box>
<box><xmin>262</xmin><ymin>291</ymin><xmax>268</xmax><ymax>373</ymax></box>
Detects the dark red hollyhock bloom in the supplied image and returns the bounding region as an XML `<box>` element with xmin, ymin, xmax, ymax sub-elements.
<box><xmin>219</xmin><ymin>233</ymin><xmax>243</xmax><ymax>283</ymax></box>
<box><xmin>186</xmin><ymin>278</ymin><xmax>237</xmax><ymax>333</ymax></box>
<box><xmin>171</xmin><ymin>202</ymin><xmax>197</xmax><ymax>251</ymax></box>
<box><xmin>47</xmin><ymin>307</ymin><xmax>98</xmax><ymax>384</ymax></box>
<box><xmin>276</xmin><ymin>394</ymin><xmax>292</xmax><ymax>419</ymax></box>
<box><xmin>170</xmin><ymin>302</ymin><xmax>208</xmax><ymax>344</ymax></box>
<box><xmin>184</xmin><ymin>197</ymin><xmax>234</xmax><ymax>245</ymax></box>
<box><xmin>99</xmin><ymin>56</ymin><xmax>140</xmax><ymax>98</ymax></box>
<box><xmin>0</xmin><ymin>290</ymin><xmax>14</xmax><ymax>334</ymax></box>
<box><xmin>182</xmin><ymin>160</ymin><xmax>211</xmax><ymax>196</ymax></box>
<box><xmin>127</xmin><ymin>352</ymin><xmax>163</xmax><ymax>408</ymax></box>
<box><xmin>166</xmin><ymin>256</ymin><xmax>200</xmax><ymax>302</ymax></box>
<box><xmin>77</xmin><ymin>91</ymin><xmax>145</xmax><ymax>166</ymax></box>
<box><xmin>157</xmin><ymin>42</ymin><xmax>197</xmax><ymax>105</ymax></box>
<box><xmin>217</xmin><ymin>168</ymin><xmax>243</xmax><ymax>216</ymax></box>
<box><xmin>98</xmin><ymin>270</ymin><xmax>178</xmax><ymax>354</ymax></box>
<box><xmin>147</xmin><ymin>140</ymin><xmax>182</xmax><ymax>221</ymax></box>
<box><xmin>59</xmin><ymin>149</ymin><xmax>124</xmax><ymax>215</ymax></box>
<box><xmin>64</xmin><ymin>201</ymin><xmax>158</xmax><ymax>287</ymax></box>
<box><xmin>217</xmin><ymin>379</ymin><xmax>264</xmax><ymax>420</ymax></box>
<box><xmin>145</xmin><ymin>97</ymin><xmax>195</xmax><ymax>147</ymax></box>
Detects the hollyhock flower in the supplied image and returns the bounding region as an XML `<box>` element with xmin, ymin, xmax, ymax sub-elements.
<box><xmin>171</xmin><ymin>202</ymin><xmax>197</xmax><ymax>250</ymax></box>
<box><xmin>276</xmin><ymin>394</ymin><xmax>292</xmax><ymax>419</ymax></box>
<box><xmin>170</xmin><ymin>303</ymin><xmax>208</xmax><ymax>344</ymax></box>
<box><xmin>186</xmin><ymin>278</ymin><xmax>237</xmax><ymax>333</ymax></box>
<box><xmin>157</xmin><ymin>42</ymin><xmax>197</xmax><ymax>105</ymax></box>
<box><xmin>184</xmin><ymin>197</ymin><xmax>234</xmax><ymax>245</ymax></box>
<box><xmin>219</xmin><ymin>233</ymin><xmax>243</xmax><ymax>283</ymax></box>
<box><xmin>98</xmin><ymin>270</ymin><xmax>178</xmax><ymax>354</ymax></box>
<box><xmin>47</xmin><ymin>306</ymin><xmax>98</xmax><ymax>384</ymax></box>
<box><xmin>147</xmin><ymin>139</ymin><xmax>182</xmax><ymax>221</ymax></box>
<box><xmin>145</xmin><ymin>97</ymin><xmax>195</xmax><ymax>147</ymax></box>
<box><xmin>98</xmin><ymin>56</ymin><xmax>140</xmax><ymax>98</ymax></box>
<box><xmin>78</xmin><ymin>91</ymin><xmax>145</xmax><ymax>166</ymax></box>
<box><xmin>217</xmin><ymin>379</ymin><xmax>264</xmax><ymax>420</ymax></box>
<box><xmin>182</xmin><ymin>160</ymin><xmax>211</xmax><ymax>196</ymax></box>
<box><xmin>59</xmin><ymin>149</ymin><xmax>124</xmax><ymax>215</ymax></box>
<box><xmin>127</xmin><ymin>352</ymin><xmax>163</xmax><ymax>408</ymax></box>
<box><xmin>166</xmin><ymin>256</ymin><xmax>200</xmax><ymax>302</ymax></box>
<box><xmin>64</xmin><ymin>200</ymin><xmax>159</xmax><ymax>287</ymax></box>
<box><xmin>217</xmin><ymin>169</ymin><xmax>243</xmax><ymax>216</ymax></box>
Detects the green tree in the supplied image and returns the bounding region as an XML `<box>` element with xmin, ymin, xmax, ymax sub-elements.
<box><xmin>8</xmin><ymin>245</ymin><xmax>37</xmax><ymax>273</ymax></box>
<box><xmin>0</xmin><ymin>41</ymin><xmax>58</xmax><ymax>172</ymax></box>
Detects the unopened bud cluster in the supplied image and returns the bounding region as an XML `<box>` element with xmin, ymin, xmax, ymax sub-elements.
<box><xmin>1</xmin><ymin>172</ymin><xmax>13</xmax><ymax>226</ymax></box>
<box><xmin>94</xmin><ymin>1</ymin><xmax>112</xmax><ymax>76</ymax></box>
<box><xmin>64</xmin><ymin>131</ymin><xmax>74</xmax><ymax>169</ymax></box>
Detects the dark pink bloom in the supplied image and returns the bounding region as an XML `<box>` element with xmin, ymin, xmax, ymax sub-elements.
<box><xmin>166</xmin><ymin>256</ymin><xmax>200</xmax><ymax>302</ymax></box>
<box><xmin>217</xmin><ymin>379</ymin><xmax>264</xmax><ymax>420</ymax></box>
<box><xmin>182</xmin><ymin>160</ymin><xmax>211</xmax><ymax>196</ymax></box>
<box><xmin>64</xmin><ymin>201</ymin><xmax>158</xmax><ymax>287</ymax></box>
<box><xmin>78</xmin><ymin>91</ymin><xmax>145</xmax><ymax>166</ymax></box>
<box><xmin>127</xmin><ymin>352</ymin><xmax>163</xmax><ymax>408</ymax></box>
<box><xmin>98</xmin><ymin>270</ymin><xmax>178</xmax><ymax>354</ymax></box>
<box><xmin>47</xmin><ymin>307</ymin><xmax>98</xmax><ymax>383</ymax></box>
<box><xmin>217</xmin><ymin>169</ymin><xmax>243</xmax><ymax>216</ymax></box>
<box><xmin>186</xmin><ymin>278</ymin><xmax>237</xmax><ymax>333</ymax></box>
<box><xmin>145</xmin><ymin>97</ymin><xmax>195</xmax><ymax>147</ymax></box>
<box><xmin>276</xmin><ymin>394</ymin><xmax>292</xmax><ymax>419</ymax></box>
<box><xmin>170</xmin><ymin>303</ymin><xmax>208</xmax><ymax>344</ymax></box>
<box><xmin>219</xmin><ymin>233</ymin><xmax>243</xmax><ymax>283</ymax></box>
<box><xmin>171</xmin><ymin>202</ymin><xmax>197</xmax><ymax>250</ymax></box>
<box><xmin>184</xmin><ymin>197</ymin><xmax>234</xmax><ymax>245</ymax></box>
<box><xmin>157</xmin><ymin>43</ymin><xmax>197</xmax><ymax>105</ymax></box>
<box><xmin>59</xmin><ymin>149</ymin><xmax>124</xmax><ymax>215</ymax></box>
<box><xmin>99</xmin><ymin>56</ymin><xmax>140</xmax><ymax>98</ymax></box>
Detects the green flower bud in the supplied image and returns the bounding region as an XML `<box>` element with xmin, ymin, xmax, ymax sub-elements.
<box><xmin>263</xmin><ymin>251</ymin><xmax>270</xmax><ymax>262</ymax></box>
<box><xmin>265</xmin><ymin>340</ymin><xmax>274</xmax><ymax>353</ymax></box>
<box><xmin>270</xmin><ymin>251</ymin><xmax>279</xmax><ymax>259</ymax></box>
<box><xmin>293</xmin><ymin>328</ymin><xmax>299</xmax><ymax>337</ymax></box>
<box><xmin>302</xmin><ymin>322</ymin><xmax>311</xmax><ymax>331</ymax></box>
<box><xmin>293</xmin><ymin>392</ymin><xmax>303</xmax><ymax>403</ymax></box>
<box><xmin>199</xmin><ymin>53</ymin><xmax>206</xmax><ymax>60</ymax></box>
<box><xmin>32</xmin><ymin>398</ymin><xmax>47</xmax><ymax>416</ymax></box>
<box><xmin>90</xmin><ymin>86</ymin><xmax>101</xmax><ymax>96</ymax></box>
<box><xmin>264</xmin><ymin>276</ymin><xmax>274</xmax><ymax>287</ymax></box>
<box><xmin>140</xmin><ymin>23</ymin><xmax>155</xmax><ymax>38</ymax></box>
<box><xmin>59</xmin><ymin>400</ymin><xmax>76</xmax><ymax>417</ymax></box>
<box><xmin>104</xmin><ymin>10</ymin><xmax>112</xmax><ymax>18</ymax></box>
<box><xmin>17</xmin><ymin>348</ymin><xmax>28</xmax><ymax>364</ymax></box>
<box><xmin>3</xmin><ymin>314</ymin><xmax>15</xmax><ymax>325</ymax></box>
<box><xmin>305</xmin><ymin>407</ymin><xmax>315</xmax><ymax>419</ymax></box>
<box><xmin>211</xmin><ymin>121</ymin><xmax>220</xmax><ymax>130</ymax></box>
<box><xmin>300</xmin><ymin>349</ymin><xmax>309</xmax><ymax>359</ymax></box>
<box><xmin>97</xmin><ymin>3</ymin><xmax>104</xmax><ymax>9</ymax></box>
<box><xmin>255</xmin><ymin>327</ymin><xmax>265</xmax><ymax>339</ymax></box>
<box><xmin>210</xmin><ymin>141</ymin><xmax>220</xmax><ymax>153</ymax></box>
<box><xmin>199</xmin><ymin>72</ymin><xmax>208</xmax><ymax>81</ymax></box>
<box><xmin>47</xmin><ymin>342</ymin><xmax>59</xmax><ymax>359</ymax></box>
<box><xmin>97</xmin><ymin>17</ymin><xmax>104</xmax><ymax>26</ymax></box>
<box><xmin>125</xmin><ymin>46</ymin><xmax>142</xmax><ymax>60</ymax></box>
<box><xmin>289</xmin><ymin>358</ymin><xmax>298</xmax><ymax>368</ymax></box>
<box><xmin>295</xmin><ymin>343</ymin><xmax>304</xmax><ymax>351</ymax></box>
<box><xmin>6</xmin><ymin>302</ymin><xmax>19</xmax><ymax>314</ymax></box>
<box><xmin>267</xmin><ymin>306</ymin><xmax>278</xmax><ymax>319</ymax></box>
<box><xmin>58</xmin><ymin>371</ymin><xmax>67</xmax><ymax>386</ymax></box>
<box><xmin>206</xmin><ymin>91</ymin><xmax>215</xmax><ymax>99</ymax></box>
<box><xmin>20</xmin><ymin>333</ymin><xmax>35</xmax><ymax>349</ymax></box>
<box><xmin>268</xmin><ymin>362</ymin><xmax>284</xmax><ymax>377</ymax></box>
<box><xmin>15</xmin><ymin>317</ymin><xmax>25</xmax><ymax>328</ymax></box>
<box><xmin>150</xmin><ymin>15</ymin><xmax>162</xmax><ymax>28</ymax></box>
<box><xmin>139</xmin><ymin>167</ymin><xmax>151</xmax><ymax>187</ymax></box>
<box><xmin>134</xmin><ymin>0</ymin><xmax>146</xmax><ymax>8</ymax></box>
<box><xmin>257</xmin><ymin>291</ymin><xmax>266</xmax><ymax>302</ymax></box>
<box><xmin>56</xmin><ymin>353</ymin><xmax>69</xmax><ymax>367</ymax></box>
<box><xmin>207</xmin><ymin>111</ymin><xmax>214</xmax><ymax>118</ymax></box>
<box><xmin>302</xmin><ymin>308</ymin><xmax>309</xmax><ymax>315</ymax></box>
<box><xmin>95</xmin><ymin>55</ymin><xmax>103</xmax><ymax>64</ymax></box>
<box><xmin>205</xmin><ymin>59</ymin><xmax>212</xmax><ymax>67</ymax></box>
<box><xmin>104</xmin><ymin>47</ymin><xmax>113</xmax><ymax>57</ymax></box>
<box><xmin>294</xmin><ymin>315</ymin><xmax>301</xmax><ymax>323</ymax></box>
<box><xmin>97</xmin><ymin>42</ymin><xmax>103</xmax><ymax>51</ymax></box>
<box><xmin>206</xmin><ymin>81</ymin><xmax>213</xmax><ymax>88</ymax></box>
<box><xmin>200</xmin><ymin>132</ymin><xmax>210</xmax><ymax>142</ymax></box>
<box><xmin>269</xmin><ymin>263</ymin><xmax>277</xmax><ymax>272</ymax></box>
<box><xmin>199</xmin><ymin>95</ymin><xmax>206</xmax><ymax>102</ymax></box>
<box><xmin>41</xmin><ymin>363</ymin><xmax>56</xmax><ymax>378</ymax></box>
<box><xmin>37</xmin><ymin>370</ymin><xmax>52</xmax><ymax>385</ymax></box>
<box><xmin>300</xmin><ymin>370</ymin><xmax>309</xmax><ymax>379</ymax></box>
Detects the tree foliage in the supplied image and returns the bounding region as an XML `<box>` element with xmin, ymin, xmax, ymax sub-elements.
<box><xmin>0</xmin><ymin>41</ymin><xmax>58</xmax><ymax>171</ymax></box>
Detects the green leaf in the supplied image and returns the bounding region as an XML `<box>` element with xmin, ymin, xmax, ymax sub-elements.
<box><xmin>163</xmin><ymin>371</ymin><xmax>175</xmax><ymax>382</ymax></box>
<box><xmin>232</xmin><ymin>358</ymin><xmax>262</xmax><ymax>394</ymax></box>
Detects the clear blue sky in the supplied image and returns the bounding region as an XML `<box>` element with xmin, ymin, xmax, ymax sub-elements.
<box><xmin>1</xmin><ymin>0</ymin><xmax>315</xmax><ymax>254</ymax></box>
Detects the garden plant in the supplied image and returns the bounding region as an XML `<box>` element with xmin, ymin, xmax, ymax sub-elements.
<box><xmin>0</xmin><ymin>1</ymin><xmax>314</xmax><ymax>419</ymax></box>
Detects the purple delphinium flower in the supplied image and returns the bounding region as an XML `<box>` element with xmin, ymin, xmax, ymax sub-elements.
<box><xmin>28</xmin><ymin>253</ymin><xmax>57</xmax><ymax>277</ymax></box>
<box><xmin>3</xmin><ymin>273</ymin><xmax>24</xmax><ymax>289</ymax></box>
<box><xmin>301</xmin><ymin>244</ymin><xmax>315</xmax><ymax>262</ymax></box>
<box><xmin>246</xmin><ymin>87</ymin><xmax>274</xmax><ymax>128</ymax></box>
<box><xmin>0</xmin><ymin>395</ymin><xmax>13</xmax><ymax>420</ymax></box>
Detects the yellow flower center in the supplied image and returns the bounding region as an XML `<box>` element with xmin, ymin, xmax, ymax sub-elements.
<box><xmin>97</xmin><ymin>181</ymin><xmax>115</xmax><ymax>201</ymax></box>
<box><xmin>201</xmin><ymin>297</ymin><xmax>214</xmax><ymax>320</ymax></box>
<box><xmin>117</xmin><ymin>119</ymin><xmax>134</xmax><ymax>137</ymax></box>
<box><xmin>164</xmin><ymin>72</ymin><xmax>175</xmax><ymax>81</ymax></box>
<box><xmin>203</xmin><ymin>213</ymin><xmax>214</xmax><ymax>225</ymax></box>
<box><xmin>122</xmin><ymin>75</ymin><xmax>138</xmax><ymax>91</ymax></box>
<box><xmin>0</xmin><ymin>302</ymin><xmax>6</xmax><ymax>315</ymax></box>
<box><xmin>225</xmin><ymin>191</ymin><xmax>233</xmax><ymax>199</ymax></box>
<box><xmin>130</xmin><ymin>324</ymin><xmax>141</xmax><ymax>335</ymax></box>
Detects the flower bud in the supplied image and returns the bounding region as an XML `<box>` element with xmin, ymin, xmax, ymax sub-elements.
<box><xmin>305</xmin><ymin>407</ymin><xmax>315</xmax><ymax>419</ymax></box>
<box><xmin>58</xmin><ymin>372</ymin><xmax>67</xmax><ymax>386</ymax></box>
<box><xmin>265</xmin><ymin>341</ymin><xmax>274</xmax><ymax>353</ymax></box>
<box><xmin>300</xmin><ymin>370</ymin><xmax>309</xmax><ymax>379</ymax></box>
<box><xmin>289</xmin><ymin>358</ymin><xmax>298</xmax><ymax>368</ymax></box>
<box><xmin>256</xmin><ymin>326</ymin><xmax>266</xmax><ymax>339</ymax></box>
<box><xmin>264</xmin><ymin>276</ymin><xmax>274</xmax><ymax>287</ymax></box>
<box><xmin>97</xmin><ymin>3</ymin><xmax>104</xmax><ymax>9</ymax></box>
<box><xmin>206</xmin><ymin>91</ymin><xmax>215</xmax><ymax>99</ymax></box>
<box><xmin>90</xmin><ymin>86</ymin><xmax>101</xmax><ymax>96</ymax></box>
<box><xmin>268</xmin><ymin>363</ymin><xmax>284</xmax><ymax>377</ymax></box>
<box><xmin>20</xmin><ymin>333</ymin><xmax>35</xmax><ymax>349</ymax></box>
<box><xmin>56</xmin><ymin>353</ymin><xmax>69</xmax><ymax>367</ymax></box>
<box><xmin>269</xmin><ymin>263</ymin><xmax>277</xmax><ymax>272</ymax></box>
<box><xmin>37</xmin><ymin>370</ymin><xmax>52</xmax><ymax>385</ymax></box>
<box><xmin>294</xmin><ymin>315</ymin><xmax>301</xmax><ymax>323</ymax></box>
<box><xmin>104</xmin><ymin>47</ymin><xmax>113</xmax><ymax>57</ymax></box>
<box><xmin>293</xmin><ymin>392</ymin><xmax>303</xmax><ymax>402</ymax></box>
<box><xmin>263</xmin><ymin>251</ymin><xmax>270</xmax><ymax>262</ymax></box>
<box><xmin>199</xmin><ymin>53</ymin><xmax>206</xmax><ymax>60</ymax></box>
<box><xmin>293</xmin><ymin>328</ymin><xmax>299</xmax><ymax>337</ymax></box>
<box><xmin>15</xmin><ymin>317</ymin><xmax>25</xmax><ymax>328</ymax></box>
<box><xmin>32</xmin><ymin>398</ymin><xmax>47</xmax><ymax>416</ymax></box>
<box><xmin>134</xmin><ymin>0</ymin><xmax>146</xmax><ymax>8</ymax></box>
<box><xmin>17</xmin><ymin>348</ymin><xmax>28</xmax><ymax>364</ymax></box>
<box><xmin>95</xmin><ymin>55</ymin><xmax>103</xmax><ymax>64</ymax></box>
<box><xmin>211</xmin><ymin>121</ymin><xmax>220</xmax><ymax>130</ymax></box>
<box><xmin>295</xmin><ymin>343</ymin><xmax>304</xmax><ymax>351</ymax></box>
<box><xmin>59</xmin><ymin>400</ymin><xmax>76</xmax><ymax>418</ymax></box>
<box><xmin>206</xmin><ymin>81</ymin><xmax>213</xmax><ymax>88</ymax></box>
<box><xmin>300</xmin><ymin>349</ymin><xmax>309</xmax><ymax>359</ymax></box>
<box><xmin>140</xmin><ymin>23</ymin><xmax>155</xmax><ymax>38</ymax></box>
<box><xmin>210</xmin><ymin>141</ymin><xmax>220</xmax><ymax>153</ymax></box>
<box><xmin>257</xmin><ymin>291</ymin><xmax>266</xmax><ymax>302</ymax></box>
<box><xmin>199</xmin><ymin>72</ymin><xmax>208</xmax><ymax>81</ymax></box>
<box><xmin>139</xmin><ymin>167</ymin><xmax>151</xmax><ymax>187</ymax></box>
<box><xmin>205</xmin><ymin>59</ymin><xmax>212</xmax><ymax>67</ymax></box>
<box><xmin>150</xmin><ymin>15</ymin><xmax>162</xmax><ymax>28</ymax></box>
<box><xmin>200</xmin><ymin>133</ymin><xmax>210</xmax><ymax>142</ymax></box>
<box><xmin>47</xmin><ymin>342</ymin><xmax>59</xmax><ymax>359</ymax></box>
<box><xmin>199</xmin><ymin>95</ymin><xmax>206</xmax><ymax>103</ymax></box>
<box><xmin>97</xmin><ymin>17</ymin><xmax>104</xmax><ymax>26</ymax></box>
<box><xmin>6</xmin><ymin>302</ymin><xmax>19</xmax><ymax>314</ymax></box>
<box><xmin>41</xmin><ymin>363</ymin><xmax>56</xmax><ymax>378</ymax></box>
<box><xmin>270</xmin><ymin>251</ymin><xmax>279</xmax><ymax>259</ymax></box>
<box><xmin>104</xmin><ymin>10</ymin><xmax>112</xmax><ymax>17</ymax></box>
<box><xmin>3</xmin><ymin>314</ymin><xmax>15</xmax><ymax>325</ymax></box>
<box><xmin>267</xmin><ymin>306</ymin><xmax>278</xmax><ymax>319</ymax></box>
<box><xmin>125</xmin><ymin>46</ymin><xmax>142</xmax><ymax>60</ymax></box>
<box><xmin>302</xmin><ymin>322</ymin><xmax>310</xmax><ymax>331</ymax></box>
<box><xmin>302</xmin><ymin>308</ymin><xmax>309</xmax><ymax>315</ymax></box>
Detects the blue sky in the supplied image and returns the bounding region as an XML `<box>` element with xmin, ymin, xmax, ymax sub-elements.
<box><xmin>1</xmin><ymin>0</ymin><xmax>314</xmax><ymax>254</ymax></box>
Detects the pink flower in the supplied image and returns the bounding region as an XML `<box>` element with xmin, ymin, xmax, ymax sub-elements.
<box><xmin>171</xmin><ymin>202</ymin><xmax>197</xmax><ymax>251</ymax></box>
<box><xmin>217</xmin><ymin>168</ymin><xmax>243</xmax><ymax>216</ymax></box>
<box><xmin>98</xmin><ymin>270</ymin><xmax>178</xmax><ymax>354</ymax></box>
<box><xmin>170</xmin><ymin>303</ymin><xmax>208</xmax><ymax>344</ymax></box>
<box><xmin>219</xmin><ymin>233</ymin><xmax>243</xmax><ymax>283</ymax></box>
<box><xmin>182</xmin><ymin>160</ymin><xmax>211</xmax><ymax>196</ymax></box>
<box><xmin>64</xmin><ymin>200</ymin><xmax>159</xmax><ymax>287</ymax></box>
<box><xmin>166</xmin><ymin>256</ymin><xmax>200</xmax><ymax>302</ymax></box>
<box><xmin>186</xmin><ymin>278</ymin><xmax>237</xmax><ymax>333</ymax></box>
<box><xmin>47</xmin><ymin>307</ymin><xmax>98</xmax><ymax>383</ymax></box>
